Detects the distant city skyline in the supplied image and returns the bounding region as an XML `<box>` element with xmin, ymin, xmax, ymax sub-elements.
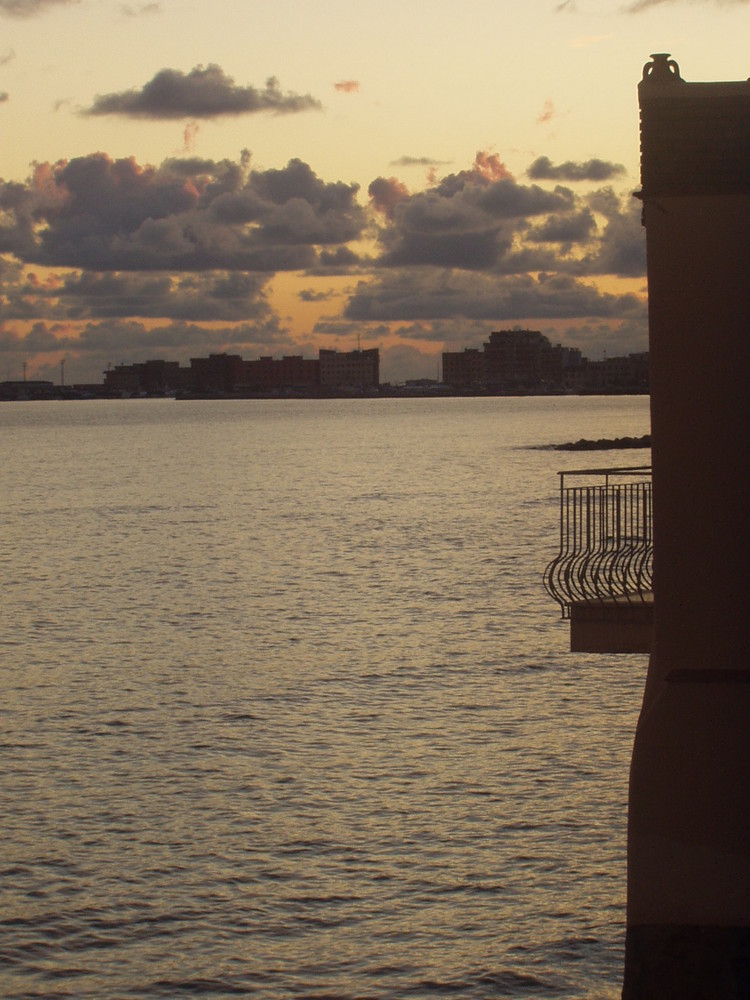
<box><xmin>0</xmin><ymin>0</ymin><xmax>747</xmax><ymax>385</ymax></box>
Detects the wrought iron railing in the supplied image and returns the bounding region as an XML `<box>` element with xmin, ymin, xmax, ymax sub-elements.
<box><xmin>543</xmin><ymin>466</ymin><xmax>653</xmax><ymax>618</ymax></box>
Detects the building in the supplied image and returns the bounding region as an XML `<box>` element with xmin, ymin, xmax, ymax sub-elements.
<box><xmin>103</xmin><ymin>359</ymin><xmax>187</xmax><ymax>394</ymax></box>
<box><xmin>190</xmin><ymin>353</ymin><xmax>245</xmax><ymax>393</ymax></box>
<box><xmin>0</xmin><ymin>380</ymin><xmax>57</xmax><ymax>400</ymax></box>
<box><xmin>319</xmin><ymin>348</ymin><xmax>379</xmax><ymax>389</ymax></box>
<box><xmin>441</xmin><ymin>347</ymin><xmax>485</xmax><ymax>388</ymax></box>
<box><xmin>622</xmin><ymin>55</ymin><xmax>750</xmax><ymax>996</ymax></box>
<box><xmin>442</xmin><ymin>330</ymin><xmax>586</xmax><ymax>391</ymax></box>
<box><xmin>484</xmin><ymin>329</ymin><xmax>558</xmax><ymax>388</ymax></box>
<box><xmin>243</xmin><ymin>355</ymin><xmax>319</xmax><ymax>392</ymax></box>
<box><xmin>583</xmin><ymin>351</ymin><xmax>650</xmax><ymax>392</ymax></box>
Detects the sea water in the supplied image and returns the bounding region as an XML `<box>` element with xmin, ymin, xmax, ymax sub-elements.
<box><xmin>1</xmin><ymin>395</ymin><xmax>650</xmax><ymax>999</ymax></box>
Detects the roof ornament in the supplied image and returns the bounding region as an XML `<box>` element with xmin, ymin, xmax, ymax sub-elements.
<box><xmin>642</xmin><ymin>53</ymin><xmax>682</xmax><ymax>84</ymax></box>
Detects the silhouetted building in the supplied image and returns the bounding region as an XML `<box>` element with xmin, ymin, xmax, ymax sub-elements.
<box><xmin>103</xmin><ymin>359</ymin><xmax>187</xmax><ymax>394</ymax></box>
<box><xmin>484</xmin><ymin>329</ymin><xmax>556</xmax><ymax>387</ymax></box>
<box><xmin>623</xmin><ymin>54</ymin><xmax>750</xmax><ymax>998</ymax></box>
<box><xmin>243</xmin><ymin>355</ymin><xmax>320</xmax><ymax>391</ymax></box>
<box><xmin>0</xmin><ymin>380</ymin><xmax>57</xmax><ymax>400</ymax></box>
<box><xmin>441</xmin><ymin>347</ymin><xmax>485</xmax><ymax>388</ymax></box>
<box><xmin>442</xmin><ymin>330</ymin><xmax>586</xmax><ymax>391</ymax></box>
<box><xmin>190</xmin><ymin>353</ymin><xmax>245</xmax><ymax>393</ymax></box>
<box><xmin>319</xmin><ymin>348</ymin><xmax>379</xmax><ymax>388</ymax></box>
<box><xmin>584</xmin><ymin>351</ymin><xmax>650</xmax><ymax>391</ymax></box>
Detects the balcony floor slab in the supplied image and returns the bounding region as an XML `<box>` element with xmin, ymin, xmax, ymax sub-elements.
<box><xmin>570</xmin><ymin>594</ymin><xmax>654</xmax><ymax>653</ymax></box>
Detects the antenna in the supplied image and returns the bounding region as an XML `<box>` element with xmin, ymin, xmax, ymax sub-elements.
<box><xmin>60</xmin><ymin>358</ymin><xmax>65</xmax><ymax>387</ymax></box>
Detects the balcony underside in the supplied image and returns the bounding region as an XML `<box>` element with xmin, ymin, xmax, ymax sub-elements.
<box><xmin>569</xmin><ymin>593</ymin><xmax>653</xmax><ymax>653</ymax></box>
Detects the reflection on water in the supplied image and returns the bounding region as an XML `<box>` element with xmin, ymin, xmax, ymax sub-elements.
<box><xmin>1</xmin><ymin>396</ymin><xmax>649</xmax><ymax>998</ymax></box>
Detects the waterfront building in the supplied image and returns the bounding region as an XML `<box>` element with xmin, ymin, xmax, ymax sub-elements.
<box><xmin>243</xmin><ymin>355</ymin><xmax>320</xmax><ymax>392</ymax></box>
<box><xmin>190</xmin><ymin>353</ymin><xmax>245</xmax><ymax>393</ymax></box>
<box><xmin>103</xmin><ymin>359</ymin><xmax>186</xmax><ymax>394</ymax></box>
<box><xmin>319</xmin><ymin>348</ymin><xmax>379</xmax><ymax>388</ymax></box>
<box><xmin>622</xmin><ymin>55</ymin><xmax>750</xmax><ymax>996</ymax></box>
<box><xmin>441</xmin><ymin>347</ymin><xmax>485</xmax><ymax>388</ymax></box>
<box><xmin>442</xmin><ymin>330</ymin><xmax>587</xmax><ymax>392</ymax></box>
<box><xmin>0</xmin><ymin>380</ymin><xmax>57</xmax><ymax>400</ymax></box>
<box><xmin>584</xmin><ymin>351</ymin><xmax>650</xmax><ymax>392</ymax></box>
<box><xmin>484</xmin><ymin>329</ymin><xmax>560</xmax><ymax>388</ymax></box>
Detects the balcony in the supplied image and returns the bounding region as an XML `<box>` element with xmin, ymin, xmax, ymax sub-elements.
<box><xmin>544</xmin><ymin>466</ymin><xmax>653</xmax><ymax>653</ymax></box>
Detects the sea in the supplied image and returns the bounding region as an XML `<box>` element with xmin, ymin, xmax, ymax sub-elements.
<box><xmin>1</xmin><ymin>394</ymin><xmax>651</xmax><ymax>1000</ymax></box>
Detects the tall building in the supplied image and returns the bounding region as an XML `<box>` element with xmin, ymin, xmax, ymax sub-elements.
<box><xmin>442</xmin><ymin>330</ymin><xmax>585</xmax><ymax>391</ymax></box>
<box><xmin>484</xmin><ymin>329</ymin><xmax>559</xmax><ymax>387</ymax></box>
<box><xmin>623</xmin><ymin>55</ymin><xmax>750</xmax><ymax>997</ymax></box>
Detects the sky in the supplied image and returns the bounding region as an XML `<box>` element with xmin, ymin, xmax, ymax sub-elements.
<box><xmin>0</xmin><ymin>0</ymin><xmax>747</xmax><ymax>385</ymax></box>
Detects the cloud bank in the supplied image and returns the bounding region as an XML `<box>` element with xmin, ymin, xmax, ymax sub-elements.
<box><xmin>0</xmin><ymin>148</ymin><xmax>647</xmax><ymax>381</ymax></box>
<box><xmin>0</xmin><ymin>153</ymin><xmax>365</xmax><ymax>271</ymax></box>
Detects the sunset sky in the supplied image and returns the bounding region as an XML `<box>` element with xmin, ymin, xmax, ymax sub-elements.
<box><xmin>0</xmin><ymin>0</ymin><xmax>747</xmax><ymax>384</ymax></box>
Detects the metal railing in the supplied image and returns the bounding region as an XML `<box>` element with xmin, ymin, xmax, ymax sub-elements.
<box><xmin>543</xmin><ymin>466</ymin><xmax>653</xmax><ymax>618</ymax></box>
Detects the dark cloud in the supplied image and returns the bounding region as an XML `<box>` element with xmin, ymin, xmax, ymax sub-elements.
<box><xmin>526</xmin><ymin>209</ymin><xmax>597</xmax><ymax>245</ymax></box>
<box><xmin>380</xmin><ymin>226</ymin><xmax>506</xmax><ymax>271</ymax></box>
<box><xmin>0</xmin><ymin>316</ymin><xmax>288</xmax><ymax>359</ymax></box>
<box><xmin>579</xmin><ymin>190</ymin><xmax>646</xmax><ymax>276</ymax></box>
<box><xmin>528</xmin><ymin>155</ymin><xmax>626</xmax><ymax>182</ymax></box>
<box><xmin>0</xmin><ymin>92</ymin><xmax>8</xmax><ymax>103</ymax></box>
<box><xmin>0</xmin><ymin>263</ymin><xmax>272</xmax><ymax>323</ymax></box>
<box><xmin>299</xmin><ymin>287</ymin><xmax>337</xmax><ymax>303</ymax></box>
<box><xmin>557</xmin><ymin>319</ymin><xmax>648</xmax><ymax>359</ymax></box>
<box><xmin>477</xmin><ymin>179</ymin><xmax>573</xmax><ymax>217</ymax></box>
<box><xmin>0</xmin><ymin>49</ymin><xmax>15</xmax><ymax>66</ymax></box>
<box><xmin>364</xmin><ymin>152</ymin><xmax>644</xmax><ymax>280</ymax></box>
<box><xmin>0</xmin><ymin>0</ymin><xmax>78</xmax><ymax>15</ymax></box>
<box><xmin>0</xmin><ymin>320</ymin><xmax>62</xmax><ymax>352</ymax></box>
<box><xmin>370</xmin><ymin>171</ymin><xmax>575</xmax><ymax>272</ymax></box>
<box><xmin>0</xmin><ymin>152</ymin><xmax>365</xmax><ymax>271</ymax></box>
<box><xmin>58</xmin><ymin>271</ymin><xmax>271</xmax><ymax>322</ymax></box>
<box><xmin>314</xmin><ymin>246</ymin><xmax>361</xmax><ymax>271</ymax></box>
<box><xmin>345</xmin><ymin>269</ymin><xmax>646</xmax><ymax>323</ymax></box>
<box><xmin>83</xmin><ymin>66</ymin><xmax>322</xmax><ymax>120</ymax></box>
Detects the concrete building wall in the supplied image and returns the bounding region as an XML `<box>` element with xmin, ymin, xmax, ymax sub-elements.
<box><xmin>319</xmin><ymin>348</ymin><xmax>379</xmax><ymax>387</ymax></box>
<box><xmin>190</xmin><ymin>353</ymin><xmax>245</xmax><ymax>392</ymax></box>
<box><xmin>442</xmin><ymin>348</ymin><xmax>486</xmax><ymax>387</ymax></box>
<box><xmin>623</xmin><ymin>54</ymin><xmax>750</xmax><ymax>997</ymax></box>
<box><xmin>244</xmin><ymin>355</ymin><xmax>320</xmax><ymax>390</ymax></box>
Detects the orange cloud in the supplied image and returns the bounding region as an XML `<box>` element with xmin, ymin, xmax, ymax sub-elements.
<box><xmin>537</xmin><ymin>99</ymin><xmax>555</xmax><ymax>125</ymax></box>
<box><xmin>472</xmin><ymin>151</ymin><xmax>513</xmax><ymax>182</ymax></box>
<box><xmin>334</xmin><ymin>80</ymin><xmax>360</xmax><ymax>94</ymax></box>
<box><xmin>368</xmin><ymin>176</ymin><xmax>409</xmax><ymax>218</ymax></box>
